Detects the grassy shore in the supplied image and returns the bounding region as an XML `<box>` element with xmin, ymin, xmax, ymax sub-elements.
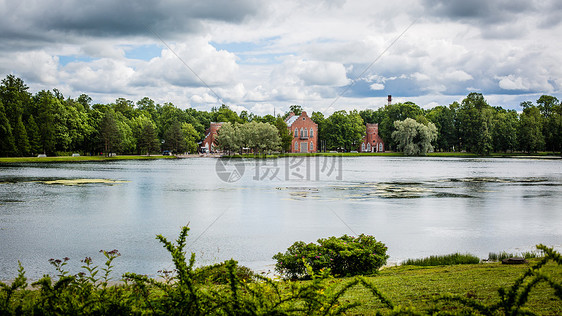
<box><xmin>0</xmin><ymin>155</ymin><xmax>178</xmax><ymax>164</ymax></box>
<box><xmin>329</xmin><ymin>259</ymin><xmax>561</xmax><ymax>315</ymax></box>
<box><xmin>221</xmin><ymin>151</ymin><xmax>560</xmax><ymax>159</ymax></box>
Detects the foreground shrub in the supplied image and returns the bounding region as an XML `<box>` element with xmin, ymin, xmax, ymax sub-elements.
<box><xmin>193</xmin><ymin>261</ymin><xmax>256</xmax><ymax>285</ymax></box>
<box><xmin>1</xmin><ymin>226</ymin><xmax>560</xmax><ymax>315</ymax></box>
<box><xmin>402</xmin><ymin>253</ymin><xmax>480</xmax><ymax>266</ymax></box>
<box><xmin>273</xmin><ymin>234</ymin><xmax>389</xmax><ymax>279</ymax></box>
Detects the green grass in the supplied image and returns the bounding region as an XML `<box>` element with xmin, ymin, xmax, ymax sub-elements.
<box><xmin>0</xmin><ymin>155</ymin><xmax>178</xmax><ymax>163</ymax></box>
<box><xmin>402</xmin><ymin>253</ymin><xmax>481</xmax><ymax>266</ymax></box>
<box><xmin>338</xmin><ymin>259</ymin><xmax>561</xmax><ymax>315</ymax></box>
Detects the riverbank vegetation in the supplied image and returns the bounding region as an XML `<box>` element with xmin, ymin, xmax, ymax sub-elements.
<box><xmin>401</xmin><ymin>253</ymin><xmax>481</xmax><ymax>266</ymax></box>
<box><xmin>1</xmin><ymin>226</ymin><xmax>560</xmax><ymax>315</ymax></box>
<box><xmin>1</xmin><ymin>75</ymin><xmax>561</xmax><ymax>158</ymax></box>
<box><xmin>0</xmin><ymin>155</ymin><xmax>176</xmax><ymax>164</ymax></box>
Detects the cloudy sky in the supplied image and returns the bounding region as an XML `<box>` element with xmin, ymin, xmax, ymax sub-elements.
<box><xmin>1</xmin><ymin>0</ymin><xmax>561</xmax><ymax>115</ymax></box>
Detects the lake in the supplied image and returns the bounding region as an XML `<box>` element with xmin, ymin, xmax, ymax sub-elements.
<box><xmin>1</xmin><ymin>156</ymin><xmax>561</xmax><ymax>280</ymax></box>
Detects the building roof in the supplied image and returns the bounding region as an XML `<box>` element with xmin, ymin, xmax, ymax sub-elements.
<box><xmin>285</xmin><ymin>115</ymin><xmax>299</xmax><ymax>127</ymax></box>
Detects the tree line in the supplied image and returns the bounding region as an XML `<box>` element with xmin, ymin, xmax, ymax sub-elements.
<box><xmin>0</xmin><ymin>75</ymin><xmax>560</xmax><ymax>157</ymax></box>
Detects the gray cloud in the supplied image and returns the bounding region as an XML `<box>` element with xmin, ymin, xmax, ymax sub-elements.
<box><xmin>422</xmin><ymin>0</ymin><xmax>562</xmax><ymax>29</ymax></box>
<box><xmin>1</xmin><ymin>0</ymin><xmax>261</xmax><ymax>47</ymax></box>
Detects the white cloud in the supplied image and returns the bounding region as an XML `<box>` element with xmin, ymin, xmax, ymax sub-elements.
<box><xmin>369</xmin><ymin>83</ymin><xmax>385</xmax><ymax>90</ymax></box>
<box><xmin>11</xmin><ymin>51</ymin><xmax>59</xmax><ymax>85</ymax></box>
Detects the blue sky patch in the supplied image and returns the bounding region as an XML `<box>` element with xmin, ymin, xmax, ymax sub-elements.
<box><xmin>58</xmin><ymin>55</ymin><xmax>95</xmax><ymax>66</ymax></box>
<box><xmin>124</xmin><ymin>44</ymin><xmax>162</xmax><ymax>61</ymax></box>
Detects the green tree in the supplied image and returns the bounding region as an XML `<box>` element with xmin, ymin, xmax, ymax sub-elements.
<box><xmin>392</xmin><ymin>118</ymin><xmax>437</xmax><ymax>156</ymax></box>
<box><xmin>0</xmin><ymin>100</ymin><xmax>15</xmax><ymax>156</ymax></box>
<box><xmin>275</xmin><ymin>116</ymin><xmax>292</xmax><ymax>153</ymax></box>
<box><xmin>252</xmin><ymin>121</ymin><xmax>280</xmax><ymax>153</ymax></box>
<box><xmin>379</xmin><ymin>102</ymin><xmax>424</xmax><ymax>150</ymax></box>
<box><xmin>112</xmin><ymin>98</ymin><xmax>135</xmax><ymax>119</ymax></box>
<box><xmin>285</xmin><ymin>105</ymin><xmax>303</xmax><ymax>118</ymax></box>
<box><xmin>491</xmin><ymin>109</ymin><xmax>519</xmax><ymax>152</ymax></box>
<box><xmin>211</xmin><ymin>104</ymin><xmax>241</xmax><ymax>124</ymax></box>
<box><xmin>311</xmin><ymin>111</ymin><xmax>326</xmax><ymax>152</ymax></box>
<box><xmin>13</xmin><ymin>116</ymin><xmax>30</xmax><ymax>156</ymax></box>
<box><xmin>26</xmin><ymin>115</ymin><xmax>42</xmax><ymax>155</ymax></box>
<box><xmin>138</xmin><ymin>122</ymin><xmax>160</xmax><ymax>155</ymax></box>
<box><xmin>181</xmin><ymin>122</ymin><xmax>200</xmax><ymax>154</ymax></box>
<box><xmin>457</xmin><ymin>93</ymin><xmax>494</xmax><ymax>155</ymax></box>
<box><xmin>0</xmin><ymin>75</ymin><xmax>32</xmax><ymax>156</ymax></box>
<box><xmin>76</xmin><ymin>94</ymin><xmax>92</xmax><ymax>111</ymax></box>
<box><xmin>536</xmin><ymin>95</ymin><xmax>561</xmax><ymax>152</ymax></box>
<box><xmin>100</xmin><ymin>110</ymin><xmax>122</xmax><ymax>156</ymax></box>
<box><xmin>324</xmin><ymin>110</ymin><xmax>365</xmax><ymax>151</ymax></box>
<box><xmin>426</xmin><ymin>104</ymin><xmax>458</xmax><ymax>151</ymax></box>
<box><xmin>164</xmin><ymin>120</ymin><xmax>186</xmax><ymax>154</ymax></box>
<box><xmin>115</xmin><ymin>112</ymin><xmax>135</xmax><ymax>154</ymax></box>
<box><xmin>215</xmin><ymin>122</ymin><xmax>239</xmax><ymax>155</ymax></box>
<box><xmin>519</xmin><ymin>104</ymin><xmax>545</xmax><ymax>153</ymax></box>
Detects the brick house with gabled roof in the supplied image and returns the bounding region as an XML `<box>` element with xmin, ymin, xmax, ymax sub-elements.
<box><xmin>285</xmin><ymin>111</ymin><xmax>318</xmax><ymax>153</ymax></box>
<box><xmin>201</xmin><ymin>122</ymin><xmax>223</xmax><ymax>153</ymax></box>
<box><xmin>360</xmin><ymin>123</ymin><xmax>384</xmax><ymax>152</ymax></box>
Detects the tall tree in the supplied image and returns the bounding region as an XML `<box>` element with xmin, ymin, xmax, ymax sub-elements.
<box><xmin>181</xmin><ymin>122</ymin><xmax>200</xmax><ymax>154</ymax></box>
<box><xmin>310</xmin><ymin>111</ymin><xmax>326</xmax><ymax>152</ymax></box>
<box><xmin>0</xmin><ymin>75</ymin><xmax>32</xmax><ymax>156</ymax></box>
<box><xmin>215</xmin><ymin>122</ymin><xmax>239</xmax><ymax>155</ymax></box>
<box><xmin>379</xmin><ymin>102</ymin><xmax>424</xmax><ymax>150</ymax></box>
<box><xmin>163</xmin><ymin>120</ymin><xmax>186</xmax><ymax>154</ymax></box>
<box><xmin>491</xmin><ymin>109</ymin><xmax>518</xmax><ymax>152</ymax></box>
<box><xmin>275</xmin><ymin>116</ymin><xmax>293</xmax><ymax>153</ymax></box>
<box><xmin>519</xmin><ymin>104</ymin><xmax>545</xmax><ymax>153</ymax></box>
<box><xmin>100</xmin><ymin>110</ymin><xmax>122</xmax><ymax>156</ymax></box>
<box><xmin>426</xmin><ymin>104</ymin><xmax>457</xmax><ymax>151</ymax></box>
<box><xmin>457</xmin><ymin>93</ymin><xmax>494</xmax><ymax>155</ymax></box>
<box><xmin>0</xmin><ymin>100</ymin><xmax>15</xmax><ymax>156</ymax></box>
<box><xmin>27</xmin><ymin>115</ymin><xmax>42</xmax><ymax>155</ymax></box>
<box><xmin>138</xmin><ymin>122</ymin><xmax>160</xmax><ymax>155</ymax></box>
<box><xmin>536</xmin><ymin>95</ymin><xmax>561</xmax><ymax>152</ymax></box>
<box><xmin>392</xmin><ymin>118</ymin><xmax>437</xmax><ymax>156</ymax></box>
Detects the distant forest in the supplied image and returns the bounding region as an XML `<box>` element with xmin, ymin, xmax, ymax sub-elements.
<box><xmin>0</xmin><ymin>74</ymin><xmax>560</xmax><ymax>157</ymax></box>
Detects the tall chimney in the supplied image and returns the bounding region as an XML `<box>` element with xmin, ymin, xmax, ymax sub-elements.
<box><xmin>387</xmin><ymin>95</ymin><xmax>392</xmax><ymax>106</ymax></box>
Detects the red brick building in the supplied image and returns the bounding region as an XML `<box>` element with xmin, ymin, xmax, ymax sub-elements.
<box><xmin>360</xmin><ymin>123</ymin><xmax>385</xmax><ymax>152</ymax></box>
<box><xmin>285</xmin><ymin>111</ymin><xmax>318</xmax><ymax>153</ymax></box>
<box><xmin>201</xmin><ymin>122</ymin><xmax>223</xmax><ymax>153</ymax></box>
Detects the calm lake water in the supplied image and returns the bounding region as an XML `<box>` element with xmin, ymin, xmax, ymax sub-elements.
<box><xmin>1</xmin><ymin>157</ymin><xmax>561</xmax><ymax>280</ymax></box>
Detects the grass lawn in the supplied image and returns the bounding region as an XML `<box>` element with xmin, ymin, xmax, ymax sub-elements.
<box><xmin>0</xmin><ymin>155</ymin><xmax>178</xmax><ymax>163</ymax></box>
<box><xmin>330</xmin><ymin>260</ymin><xmax>561</xmax><ymax>315</ymax></box>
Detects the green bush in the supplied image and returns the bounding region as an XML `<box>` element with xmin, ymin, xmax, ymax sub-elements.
<box><xmin>193</xmin><ymin>261</ymin><xmax>256</xmax><ymax>285</ymax></box>
<box><xmin>273</xmin><ymin>234</ymin><xmax>389</xmax><ymax>279</ymax></box>
<box><xmin>402</xmin><ymin>253</ymin><xmax>480</xmax><ymax>266</ymax></box>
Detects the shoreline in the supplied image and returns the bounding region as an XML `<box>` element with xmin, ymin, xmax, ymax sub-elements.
<box><xmin>1</xmin><ymin>151</ymin><xmax>560</xmax><ymax>164</ymax></box>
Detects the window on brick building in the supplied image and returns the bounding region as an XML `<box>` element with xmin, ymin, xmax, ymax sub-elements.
<box><xmin>303</xmin><ymin>128</ymin><xmax>308</xmax><ymax>137</ymax></box>
<box><xmin>294</xmin><ymin>142</ymin><xmax>298</xmax><ymax>151</ymax></box>
<box><xmin>310</xmin><ymin>128</ymin><xmax>314</xmax><ymax>137</ymax></box>
<box><xmin>294</xmin><ymin>129</ymin><xmax>298</xmax><ymax>137</ymax></box>
<box><xmin>310</xmin><ymin>142</ymin><xmax>313</xmax><ymax>151</ymax></box>
<box><xmin>361</xmin><ymin>143</ymin><xmax>365</xmax><ymax>151</ymax></box>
